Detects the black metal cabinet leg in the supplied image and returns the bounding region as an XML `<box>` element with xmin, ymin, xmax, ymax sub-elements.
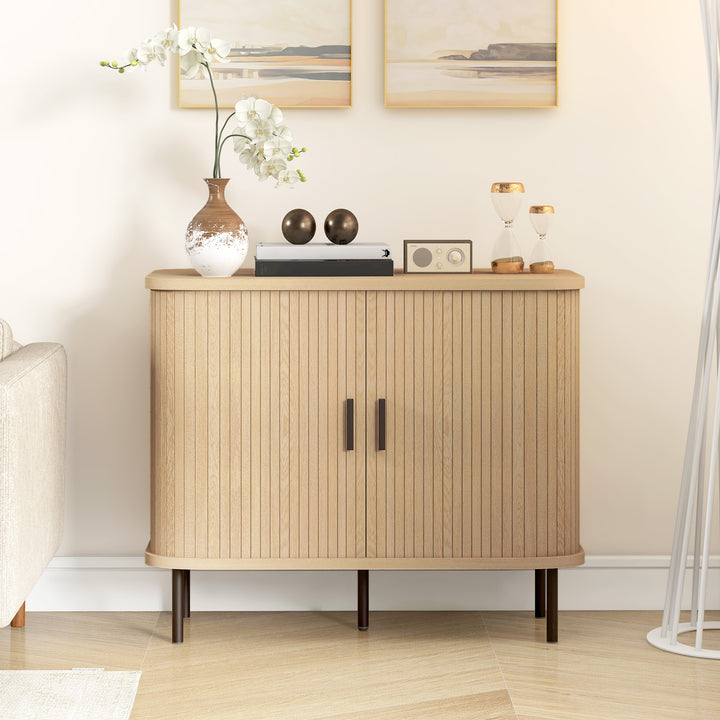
<box><xmin>535</xmin><ymin>569</ymin><xmax>546</xmax><ymax>618</ymax></box>
<box><xmin>172</xmin><ymin>569</ymin><xmax>184</xmax><ymax>644</ymax></box>
<box><xmin>358</xmin><ymin>570</ymin><xmax>369</xmax><ymax>631</ymax></box>
<box><xmin>546</xmin><ymin>568</ymin><xmax>558</xmax><ymax>643</ymax></box>
<box><xmin>183</xmin><ymin>570</ymin><xmax>191</xmax><ymax>619</ymax></box>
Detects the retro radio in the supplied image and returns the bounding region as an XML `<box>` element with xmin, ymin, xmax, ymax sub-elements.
<box><xmin>403</xmin><ymin>240</ymin><xmax>473</xmax><ymax>274</ymax></box>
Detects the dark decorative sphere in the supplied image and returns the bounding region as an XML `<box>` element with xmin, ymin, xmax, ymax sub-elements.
<box><xmin>324</xmin><ymin>208</ymin><xmax>358</xmax><ymax>245</ymax></box>
<box><xmin>281</xmin><ymin>208</ymin><xmax>316</xmax><ymax>245</ymax></box>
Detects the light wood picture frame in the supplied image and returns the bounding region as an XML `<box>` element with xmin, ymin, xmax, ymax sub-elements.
<box><xmin>179</xmin><ymin>0</ymin><xmax>352</xmax><ymax>108</ymax></box>
<box><xmin>385</xmin><ymin>0</ymin><xmax>557</xmax><ymax>108</ymax></box>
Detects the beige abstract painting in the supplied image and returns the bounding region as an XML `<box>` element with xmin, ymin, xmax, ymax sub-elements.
<box><xmin>386</xmin><ymin>0</ymin><xmax>557</xmax><ymax>108</ymax></box>
<box><xmin>180</xmin><ymin>0</ymin><xmax>351</xmax><ymax>108</ymax></box>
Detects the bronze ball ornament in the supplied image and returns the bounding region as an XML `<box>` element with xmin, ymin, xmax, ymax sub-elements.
<box><xmin>281</xmin><ymin>208</ymin><xmax>316</xmax><ymax>245</ymax></box>
<box><xmin>324</xmin><ymin>208</ymin><xmax>358</xmax><ymax>245</ymax></box>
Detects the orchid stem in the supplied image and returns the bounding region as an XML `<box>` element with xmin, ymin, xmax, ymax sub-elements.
<box><xmin>219</xmin><ymin>111</ymin><xmax>236</xmax><ymax>145</ymax></box>
<box><xmin>204</xmin><ymin>62</ymin><xmax>221</xmax><ymax>178</ymax></box>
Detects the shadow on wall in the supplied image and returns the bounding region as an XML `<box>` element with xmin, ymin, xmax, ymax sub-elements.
<box><xmin>61</xmin><ymin>194</ymin><xmax>169</xmax><ymax>557</ymax></box>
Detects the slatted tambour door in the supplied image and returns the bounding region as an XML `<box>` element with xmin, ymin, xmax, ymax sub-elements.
<box><xmin>150</xmin><ymin>290</ymin><xmax>367</xmax><ymax>561</ymax></box>
<box><xmin>365</xmin><ymin>290</ymin><xmax>580</xmax><ymax>560</ymax></box>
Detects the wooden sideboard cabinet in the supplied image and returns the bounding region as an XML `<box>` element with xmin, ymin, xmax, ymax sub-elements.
<box><xmin>146</xmin><ymin>269</ymin><xmax>584</xmax><ymax>643</ymax></box>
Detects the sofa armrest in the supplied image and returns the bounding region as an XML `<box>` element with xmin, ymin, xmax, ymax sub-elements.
<box><xmin>0</xmin><ymin>343</ymin><xmax>67</xmax><ymax>626</ymax></box>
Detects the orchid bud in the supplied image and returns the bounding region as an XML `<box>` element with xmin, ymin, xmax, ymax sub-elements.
<box><xmin>111</xmin><ymin>61</ymin><xmax>118</xmax><ymax>68</ymax></box>
<box><xmin>118</xmin><ymin>67</ymin><xmax>125</xmax><ymax>73</ymax></box>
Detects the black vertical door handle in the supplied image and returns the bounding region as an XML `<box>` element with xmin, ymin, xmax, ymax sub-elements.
<box><xmin>346</xmin><ymin>398</ymin><xmax>354</xmax><ymax>451</ymax></box>
<box><xmin>378</xmin><ymin>399</ymin><xmax>386</xmax><ymax>451</ymax></box>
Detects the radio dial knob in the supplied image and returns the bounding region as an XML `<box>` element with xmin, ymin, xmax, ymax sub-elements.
<box><xmin>447</xmin><ymin>249</ymin><xmax>465</xmax><ymax>265</ymax></box>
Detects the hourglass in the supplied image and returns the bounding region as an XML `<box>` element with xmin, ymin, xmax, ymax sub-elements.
<box><xmin>490</xmin><ymin>182</ymin><xmax>525</xmax><ymax>273</ymax></box>
<box><xmin>528</xmin><ymin>205</ymin><xmax>555</xmax><ymax>273</ymax></box>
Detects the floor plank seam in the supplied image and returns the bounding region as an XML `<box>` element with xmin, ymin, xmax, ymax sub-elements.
<box><xmin>140</xmin><ymin>612</ymin><xmax>161</xmax><ymax>671</ymax></box>
<box><xmin>480</xmin><ymin>612</ymin><xmax>520</xmax><ymax>720</ymax></box>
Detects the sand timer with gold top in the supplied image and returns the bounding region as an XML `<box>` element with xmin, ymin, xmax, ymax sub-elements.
<box><xmin>490</xmin><ymin>182</ymin><xmax>525</xmax><ymax>273</ymax></box>
<box><xmin>529</xmin><ymin>205</ymin><xmax>555</xmax><ymax>273</ymax></box>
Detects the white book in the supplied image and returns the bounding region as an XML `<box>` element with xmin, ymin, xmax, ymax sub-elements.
<box><xmin>256</xmin><ymin>242</ymin><xmax>392</xmax><ymax>260</ymax></box>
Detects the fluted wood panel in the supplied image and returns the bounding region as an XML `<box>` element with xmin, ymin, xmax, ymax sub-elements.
<box><xmin>366</xmin><ymin>290</ymin><xmax>580</xmax><ymax>560</ymax></box>
<box><xmin>150</xmin><ymin>283</ymin><xmax>580</xmax><ymax>568</ymax></box>
<box><xmin>150</xmin><ymin>290</ymin><xmax>366</xmax><ymax>560</ymax></box>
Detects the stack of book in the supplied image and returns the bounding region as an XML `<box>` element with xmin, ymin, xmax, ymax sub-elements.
<box><xmin>255</xmin><ymin>243</ymin><xmax>393</xmax><ymax>277</ymax></box>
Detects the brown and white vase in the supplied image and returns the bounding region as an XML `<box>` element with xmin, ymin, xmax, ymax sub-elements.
<box><xmin>185</xmin><ymin>178</ymin><xmax>249</xmax><ymax>277</ymax></box>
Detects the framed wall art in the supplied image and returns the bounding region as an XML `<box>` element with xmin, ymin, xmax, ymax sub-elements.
<box><xmin>385</xmin><ymin>0</ymin><xmax>557</xmax><ymax>108</ymax></box>
<box><xmin>179</xmin><ymin>0</ymin><xmax>352</xmax><ymax>108</ymax></box>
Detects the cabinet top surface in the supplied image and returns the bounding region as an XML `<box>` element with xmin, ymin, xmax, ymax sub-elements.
<box><xmin>146</xmin><ymin>268</ymin><xmax>585</xmax><ymax>291</ymax></box>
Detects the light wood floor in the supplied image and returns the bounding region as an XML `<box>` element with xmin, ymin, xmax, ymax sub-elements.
<box><xmin>1</xmin><ymin>611</ymin><xmax>719</xmax><ymax>719</ymax></box>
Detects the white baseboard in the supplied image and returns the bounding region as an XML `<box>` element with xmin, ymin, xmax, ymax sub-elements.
<box><xmin>25</xmin><ymin>555</ymin><xmax>720</xmax><ymax>612</ymax></box>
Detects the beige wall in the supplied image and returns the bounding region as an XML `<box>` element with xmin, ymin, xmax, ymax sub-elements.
<box><xmin>0</xmin><ymin>1</ymin><xmax>711</xmax><ymax>557</ymax></box>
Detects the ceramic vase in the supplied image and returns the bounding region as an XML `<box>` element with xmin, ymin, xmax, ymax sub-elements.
<box><xmin>185</xmin><ymin>178</ymin><xmax>249</xmax><ymax>277</ymax></box>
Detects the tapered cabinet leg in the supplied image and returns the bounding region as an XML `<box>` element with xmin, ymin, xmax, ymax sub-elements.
<box><xmin>358</xmin><ymin>570</ymin><xmax>369</xmax><ymax>631</ymax></box>
<box><xmin>172</xmin><ymin>569</ymin><xmax>184</xmax><ymax>644</ymax></box>
<box><xmin>10</xmin><ymin>602</ymin><xmax>25</xmax><ymax>628</ymax></box>
<box><xmin>183</xmin><ymin>570</ymin><xmax>190</xmax><ymax>619</ymax></box>
<box><xmin>535</xmin><ymin>569</ymin><xmax>546</xmax><ymax>618</ymax></box>
<box><xmin>546</xmin><ymin>569</ymin><xmax>558</xmax><ymax>643</ymax></box>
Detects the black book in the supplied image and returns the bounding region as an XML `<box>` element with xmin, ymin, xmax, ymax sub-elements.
<box><xmin>254</xmin><ymin>259</ymin><xmax>394</xmax><ymax>277</ymax></box>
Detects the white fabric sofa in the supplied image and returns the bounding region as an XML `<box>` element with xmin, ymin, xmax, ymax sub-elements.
<box><xmin>0</xmin><ymin>319</ymin><xmax>66</xmax><ymax>627</ymax></box>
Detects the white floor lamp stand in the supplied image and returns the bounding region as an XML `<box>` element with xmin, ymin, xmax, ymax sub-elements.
<box><xmin>647</xmin><ymin>0</ymin><xmax>720</xmax><ymax>659</ymax></box>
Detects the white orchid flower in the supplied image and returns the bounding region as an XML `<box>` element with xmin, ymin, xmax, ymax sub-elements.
<box><xmin>271</xmin><ymin>106</ymin><xmax>284</xmax><ymax>125</ymax></box>
<box><xmin>137</xmin><ymin>41</ymin><xmax>168</xmax><ymax>67</ymax></box>
<box><xmin>153</xmin><ymin>25</ymin><xmax>179</xmax><ymax>54</ymax></box>
<box><xmin>178</xmin><ymin>26</ymin><xmax>211</xmax><ymax>55</ymax></box>
<box><xmin>203</xmin><ymin>38</ymin><xmax>232</xmax><ymax>63</ymax></box>
<box><xmin>263</xmin><ymin>127</ymin><xmax>294</xmax><ymax>159</ymax></box>
<box><xmin>254</xmin><ymin>162</ymin><xmax>271</xmax><ymax>181</ymax></box>
<box><xmin>251</xmin><ymin>150</ymin><xmax>268</xmax><ymax>173</ymax></box>
<box><xmin>262</xmin><ymin>154</ymin><xmax>289</xmax><ymax>179</ymax></box>
<box><xmin>234</xmin><ymin>142</ymin><xmax>258</xmax><ymax>168</ymax></box>
<box><xmin>194</xmin><ymin>27</ymin><xmax>212</xmax><ymax>51</ymax></box>
<box><xmin>233</xmin><ymin>135</ymin><xmax>251</xmax><ymax>154</ymax></box>
<box><xmin>243</xmin><ymin>118</ymin><xmax>276</xmax><ymax>146</ymax></box>
<box><xmin>275</xmin><ymin>169</ymin><xmax>300</xmax><ymax>188</ymax></box>
<box><xmin>181</xmin><ymin>49</ymin><xmax>208</xmax><ymax>79</ymax></box>
<box><xmin>235</xmin><ymin>97</ymin><xmax>283</xmax><ymax>127</ymax></box>
<box><xmin>177</xmin><ymin>27</ymin><xmax>195</xmax><ymax>54</ymax></box>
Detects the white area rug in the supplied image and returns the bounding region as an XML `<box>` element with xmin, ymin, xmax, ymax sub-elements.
<box><xmin>0</xmin><ymin>669</ymin><xmax>141</xmax><ymax>720</ymax></box>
